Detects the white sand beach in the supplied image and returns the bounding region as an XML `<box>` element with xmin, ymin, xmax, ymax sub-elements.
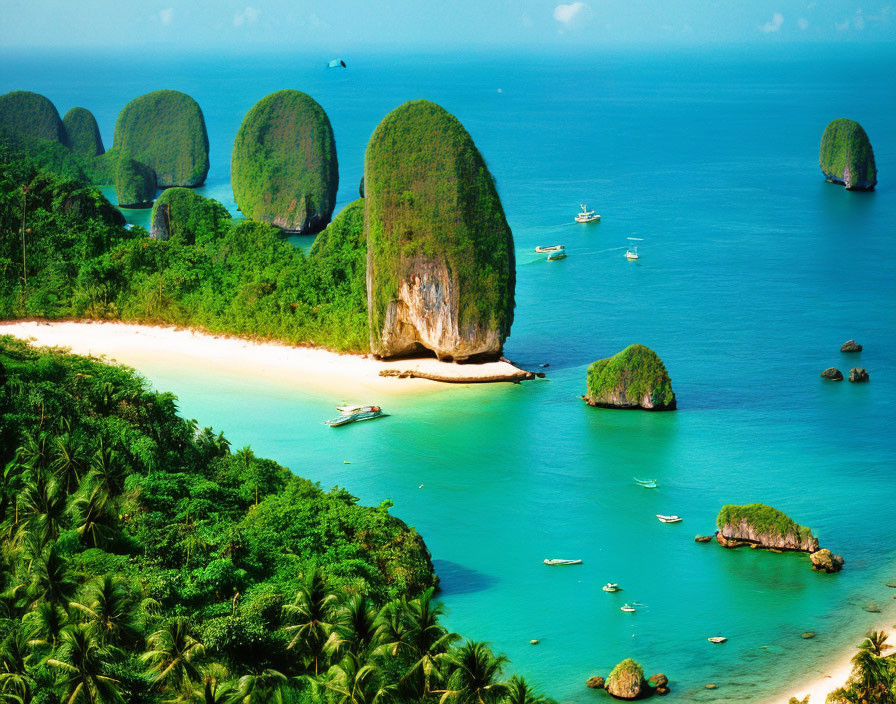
<box><xmin>0</xmin><ymin>320</ymin><xmax>535</xmax><ymax>397</ymax></box>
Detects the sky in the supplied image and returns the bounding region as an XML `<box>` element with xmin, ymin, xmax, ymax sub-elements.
<box><xmin>2</xmin><ymin>0</ymin><xmax>894</xmax><ymax>50</ymax></box>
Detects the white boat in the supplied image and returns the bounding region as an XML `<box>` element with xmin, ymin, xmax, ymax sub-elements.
<box><xmin>575</xmin><ymin>204</ymin><xmax>600</xmax><ymax>223</ymax></box>
<box><xmin>336</xmin><ymin>405</ymin><xmax>378</xmax><ymax>415</ymax></box>
<box><xmin>602</xmin><ymin>583</ymin><xmax>620</xmax><ymax>592</ymax></box>
<box><xmin>708</xmin><ymin>636</ymin><xmax>728</xmax><ymax>644</ymax></box>
<box><xmin>657</xmin><ymin>514</ymin><xmax>682</xmax><ymax>523</ymax></box>
<box><xmin>535</xmin><ymin>245</ymin><xmax>564</xmax><ymax>253</ymax></box>
<box><xmin>543</xmin><ymin>558</ymin><xmax>582</xmax><ymax>566</ymax></box>
<box><xmin>626</xmin><ymin>237</ymin><xmax>643</xmax><ymax>260</ymax></box>
<box><xmin>326</xmin><ymin>407</ymin><xmax>384</xmax><ymax>427</ymax></box>
<box><xmin>621</xmin><ymin>604</ymin><xmax>636</xmax><ymax>613</ymax></box>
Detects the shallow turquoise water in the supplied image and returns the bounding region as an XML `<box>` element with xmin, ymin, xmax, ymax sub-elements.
<box><xmin>3</xmin><ymin>47</ymin><xmax>895</xmax><ymax>701</ymax></box>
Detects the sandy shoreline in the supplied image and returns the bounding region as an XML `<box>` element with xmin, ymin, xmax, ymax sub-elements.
<box><xmin>764</xmin><ymin>604</ymin><xmax>896</xmax><ymax>704</ymax></box>
<box><xmin>0</xmin><ymin>320</ymin><xmax>536</xmax><ymax>397</ymax></box>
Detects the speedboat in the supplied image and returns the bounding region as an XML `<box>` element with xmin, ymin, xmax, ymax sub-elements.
<box><xmin>708</xmin><ymin>637</ymin><xmax>728</xmax><ymax>644</ymax></box>
<box><xmin>546</xmin><ymin>247</ymin><xmax>567</xmax><ymax>261</ymax></box>
<box><xmin>543</xmin><ymin>558</ymin><xmax>582</xmax><ymax>566</ymax></box>
<box><xmin>326</xmin><ymin>407</ymin><xmax>384</xmax><ymax>427</ymax></box>
<box><xmin>602</xmin><ymin>583</ymin><xmax>620</xmax><ymax>592</ymax></box>
<box><xmin>621</xmin><ymin>604</ymin><xmax>636</xmax><ymax>613</ymax></box>
<box><xmin>635</xmin><ymin>478</ymin><xmax>658</xmax><ymax>489</ymax></box>
<box><xmin>657</xmin><ymin>515</ymin><xmax>682</xmax><ymax>523</ymax></box>
<box><xmin>575</xmin><ymin>204</ymin><xmax>600</xmax><ymax>223</ymax></box>
<box><xmin>535</xmin><ymin>245</ymin><xmax>564</xmax><ymax>253</ymax></box>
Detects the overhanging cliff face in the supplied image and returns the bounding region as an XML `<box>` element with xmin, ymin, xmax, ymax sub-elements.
<box><xmin>719</xmin><ymin>518</ymin><xmax>819</xmax><ymax>552</ymax></box>
<box><xmin>364</xmin><ymin>100</ymin><xmax>515</xmax><ymax>362</ymax></box>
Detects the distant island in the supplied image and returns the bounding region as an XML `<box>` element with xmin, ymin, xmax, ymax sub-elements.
<box><xmin>819</xmin><ymin>118</ymin><xmax>877</xmax><ymax>191</ymax></box>
<box><xmin>583</xmin><ymin>344</ymin><xmax>676</xmax><ymax>410</ymax></box>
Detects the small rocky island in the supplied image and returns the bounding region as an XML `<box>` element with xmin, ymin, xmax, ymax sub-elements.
<box><xmin>115</xmin><ymin>157</ymin><xmax>156</xmax><ymax>209</ymax></box>
<box><xmin>715</xmin><ymin>504</ymin><xmax>843</xmax><ymax>572</ymax></box>
<box><xmin>819</xmin><ymin>119</ymin><xmax>877</xmax><ymax>191</ymax></box>
<box><xmin>150</xmin><ymin>187</ymin><xmax>231</xmax><ymax>242</ymax></box>
<box><xmin>62</xmin><ymin>107</ymin><xmax>104</xmax><ymax>157</ymax></box>
<box><xmin>593</xmin><ymin>658</ymin><xmax>669</xmax><ymax>699</ymax></box>
<box><xmin>583</xmin><ymin>344</ymin><xmax>676</xmax><ymax>410</ymax></box>
<box><xmin>231</xmin><ymin>89</ymin><xmax>338</xmax><ymax>234</ymax></box>
<box><xmin>112</xmin><ymin>89</ymin><xmax>210</xmax><ymax>188</ymax></box>
<box><xmin>365</xmin><ymin>99</ymin><xmax>515</xmax><ymax>361</ymax></box>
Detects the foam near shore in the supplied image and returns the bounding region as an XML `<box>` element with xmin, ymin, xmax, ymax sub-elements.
<box><xmin>0</xmin><ymin>320</ymin><xmax>535</xmax><ymax>397</ymax></box>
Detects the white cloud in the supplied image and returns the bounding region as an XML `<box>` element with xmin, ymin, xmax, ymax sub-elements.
<box><xmin>797</xmin><ymin>17</ymin><xmax>809</xmax><ymax>30</ymax></box>
<box><xmin>761</xmin><ymin>12</ymin><xmax>784</xmax><ymax>32</ymax></box>
<box><xmin>159</xmin><ymin>8</ymin><xmax>174</xmax><ymax>25</ymax></box>
<box><xmin>233</xmin><ymin>7</ymin><xmax>260</xmax><ymax>27</ymax></box>
<box><xmin>553</xmin><ymin>2</ymin><xmax>587</xmax><ymax>25</ymax></box>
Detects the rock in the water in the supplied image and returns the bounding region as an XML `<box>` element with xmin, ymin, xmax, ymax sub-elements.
<box><xmin>821</xmin><ymin>367</ymin><xmax>843</xmax><ymax>381</ymax></box>
<box><xmin>810</xmin><ymin>549</ymin><xmax>844</xmax><ymax>573</ymax></box>
<box><xmin>112</xmin><ymin>90</ymin><xmax>209</xmax><ymax>187</ymax></box>
<box><xmin>583</xmin><ymin>344</ymin><xmax>676</xmax><ymax>410</ymax></box>
<box><xmin>0</xmin><ymin>90</ymin><xmax>67</xmax><ymax>145</ymax></box>
<box><xmin>529</xmin><ymin>639</ymin><xmax>539</xmax><ymax>645</ymax></box>
<box><xmin>605</xmin><ymin>659</ymin><xmax>646</xmax><ymax>700</ymax></box>
<box><xmin>62</xmin><ymin>107</ymin><xmax>104</xmax><ymax>157</ymax></box>
<box><xmin>232</xmin><ymin>89</ymin><xmax>337</xmax><ymax>234</ymax></box>
<box><xmin>705</xmin><ymin>684</ymin><xmax>718</xmax><ymax>690</ymax></box>
<box><xmin>657</xmin><ymin>686</ymin><xmax>670</xmax><ymax>695</ymax></box>
<box><xmin>801</xmin><ymin>631</ymin><xmax>816</xmax><ymax>639</ymax></box>
<box><xmin>863</xmin><ymin>603</ymin><xmax>880</xmax><ymax>613</ymax></box>
<box><xmin>848</xmin><ymin>367</ymin><xmax>869</xmax><ymax>383</ymax></box>
<box><xmin>648</xmin><ymin>674</ymin><xmax>668</xmax><ymax>688</ymax></box>
<box><xmin>586</xmin><ymin>676</ymin><xmax>605</xmax><ymax>689</ymax></box>
<box><xmin>695</xmin><ymin>535</ymin><xmax>713</xmax><ymax>543</ymax></box>
<box><xmin>820</xmin><ymin>119</ymin><xmax>877</xmax><ymax>191</ymax></box>
<box><xmin>115</xmin><ymin>157</ymin><xmax>156</xmax><ymax>208</ymax></box>
<box><xmin>365</xmin><ymin>99</ymin><xmax>515</xmax><ymax>361</ymax></box>
<box><xmin>841</xmin><ymin>339</ymin><xmax>863</xmax><ymax>353</ymax></box>
<box><xmin>716</xmin><ymin>504</ymin><xmax>819</xmax><ymax>552</ymax></box>
<box><xmin>150</xmin><ymin>187</ymin><xmax>231</xmax><ymax>243</ymax></box>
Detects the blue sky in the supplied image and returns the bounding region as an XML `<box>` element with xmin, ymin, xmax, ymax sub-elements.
<box><xmin>3</xmin><ymin>0</ymin><xmax>894</xmax><ymax>49</ymax></box>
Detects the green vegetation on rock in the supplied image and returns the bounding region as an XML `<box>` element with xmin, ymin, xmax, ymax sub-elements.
<box><xmin>0</xmin><ymin>90</ymin><xmax>67</xmax><ymax>146</ymax></box>
<box><xmin>150</xmin><ymin>187</ymin><xmax>231</xmax><ymax>243</ymax></box>
<box><xmin>115</xmin><ymin>156</ymin><xmax>156</xmax><ymax>208</ymax></box>
<box><xmin>606</xmin><ymin>658</ymin><xmax>646</xmax><ymax>699</ymax></box>
<box><xmin>112</xmin><ymin>89</ymin><xmax>209</xmax><ymax>187</ymax></box>
<box><xmin>231</xmin><ymin>89</ymin><xmax>338</xmax><ymax>233</ymax></box>
<box><xmin>717</xmin><ymin>504</ymin><xmax>814</xmax><ymax>542</ymax></box>
<box><xmin>584</xmin><ymin>344</ymin><xmax>676</xmax><ymax>410</ymax></box>
<box><xmin>62</xmin><ymin>106</ymin><xmax>105</xmax><ymax>157</ymax></box>
<box><xmin>819</xmin><ymin>118</ymin><xmax>877</xmax><ymax>190</ymax></box>
<box><xmin>364</xmin><ymin>99</ymin><xmax>515</xmax><ymax>360</ymax></box>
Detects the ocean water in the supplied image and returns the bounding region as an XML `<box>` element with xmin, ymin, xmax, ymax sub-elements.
<box><xmin>3</xmin><ymin>46</ymin><xmax>896</xmax><ymax>701</ymax></box>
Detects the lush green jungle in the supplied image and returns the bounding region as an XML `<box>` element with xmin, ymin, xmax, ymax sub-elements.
<box><xmin>0</xmin><ymin>146</ymin><xmax>369</xmax><ymax>352</ymax></box>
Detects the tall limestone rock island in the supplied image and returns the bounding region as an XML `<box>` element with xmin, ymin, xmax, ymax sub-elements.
<box><xmin>584</xmin><ymin>344</ymin><xmax>676</xmax><ymax>410</ymax></box>
<box><xmin>0</xmin><ymin>90</ymin><xmax>68</xmax><ymax>146</ymax></box>
<box><xmin>819</xmin><ymin>118</ymin><xmax>877</xmax><ymax>191</ymax></box>
<box><xmin>231</xmin><ymin>89</ymin><xmax>338</xmax><ymax>234</ymax></box>
<box><xmin>115</xmin><ymin>157</ymin><xmax>156</xmax><ymax>209</ymax></box>
<box><xmin>62</xmin><ymin>107</ymin><xmax>105</xmax><ymax>157</ymax></box>
<box><xmin>364</xmin><ymin>100</ymin><xmax>515</xmax><ymax>361</ymax></box>
<box><xmin>112</xmin><ymin>89</ymin><xmax>209</xmax><ymax>187</ymax></box>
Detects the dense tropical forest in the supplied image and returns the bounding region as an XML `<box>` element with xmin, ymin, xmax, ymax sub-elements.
<box><xmin>0</xmin><ymin>145</ymin><xmax>369</xmax><ymax>351</ymax></box>
<box><xmin>0</xmin><ymin>336</ymin><xmax>560</xmax><ymax>703</ymax></box>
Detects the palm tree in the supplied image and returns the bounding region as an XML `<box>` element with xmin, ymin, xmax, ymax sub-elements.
<box><xmin>23</xmin><ymin>599</ymin><xmax>68</xmax><ymax>649</ymax></box>
<box><xmin>193</xmin><ymin>674</ymin><xmax>236</xmax><ymax>704</ymax></box>
<box><xmin>0</xmin><ymin>629</ymin><xmax>33</xmax><ymax>703</ymax></box>
<box><xmin>436</xmin><ymin>641</ymin><xmax>509</xmax><ymax>704</ymax></box>
<box><xmin>829</xmin><ymin>638</ymin><xmax>895</xmax><ymax>704</ymax></box>
<box><xmin>52</xmin><ymin>429</ymin><xmax>87</xmax><ymax>494</ymax></box>
<box><xmin>142</xmin><ymin>617</ymin><xmax>205</xmax><ymax>692</ymax></box>
<box><xmin>327</xmin><ymin>595</ymin><xmax>382</xmax><ymax>660</ymax></box>
<box><xmin>320</xmin><ymin>653</ymin><xmax>394</xmax><ymax>704</ymax></box>
<box><xmin>281</xmin><ymin>567</ymin><xmax>339</xmax><ymax>674</ymax></box>
<box><xmin>86</xmin><ymin>440</ymin><xmax>126</xmax><ymax>497</ymax></box>
<box><xmin>17</xmin><ymin>470</ymin><xmax>66</xmax><ymax>544</ymax></box>
<box><xmin>69</xmin><ymin>574</ymin><xmax>140</xmax><ymax>647</ymax></box>
<box><xmin>46</xmin><ymin>623</ymin><xmax>124</xmax><ymax>704</ymax></box>
<box><xmin>15</xmin><ymin>431</ymin><xmax>52</xmax><ymax>473</ymax></box>
<box><xmin>397</xmin><ymin>589</ymin><xmax>459</xmax><ymax>698</ymax></box>
<box><xmin>863</xmin><ymin>631</ymin><xmax>892</xmax><ymax>657</ymax></box>
<box><xmin>28</xmin><ymin>544</ymin><xmax>75</xmax><ymax>610</ymax></box>
<box><xmin>502</xmin><ymin>676</ymin><xmax>556</xmax><ymax>704</ymax></box>
<box><xmin>233</xmin><ymin>669</ymin><xmax>287</xmax><ymax>704</ymax></box>
<box><xmin>69</xmin><ymin>485</ymin><xmax>115</xmax><ymax>548</ymax></box>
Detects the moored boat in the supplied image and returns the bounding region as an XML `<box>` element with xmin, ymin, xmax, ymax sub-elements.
<box><xmin>336</xmin><ymin>404</ymin><xmax>378</xmax><ymax>415</ymax></box>
<box><xmin>326</xmin><ymin>407</ymin><xmax>384</xmax><ymax>427</ymax></box>
<box><xmin>546</xmin><ymin>247</ymin><xmax>567</xmax><ymax>261</ymax></box>
<box><xmin>635</xmin><ymin>478</ymin><xmax>658</xmax><ymax>489</ymax></box>
<box><xmin>575</xmin><ymin>204</ymin><xmax>600</xmax><ymax>223</ymax></box>
<box><xmin>602</xmin><ymin>583</ymin><xmax>620</xmax><ymax>592</ymax></box>
<box><xmin>543</xmin><ymin>558</ymin><xmax>582</xmax><ymax>566</ymax></box>
<box><xmin>626</xmin><ymin>237</ymin><xmax>643</xmax><ymax>260</ymax></box>
<box><xmin>621</xmin><ymin>604</ymin><xmax>636</xmax><ymax>613</ymax></box>
<box><xmin>657</xmin><ymin>514</ymin><xmax>682</xmax><ymax>523</ymax></box>
<box><xmin>534</xmin><ymin>245</ymin><xmax>564</xmax><ymax>253</ymax></box>
<box><xmin>708</xmin><ymin>636</ymin><xmax>728</xmax><ymax>644</ymax></box>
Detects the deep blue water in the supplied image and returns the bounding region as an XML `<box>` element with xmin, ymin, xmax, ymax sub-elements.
<box><xmin>3</xmin><ymin>46</ymin><xmax>895</xmax><ymax>702</ymax></box>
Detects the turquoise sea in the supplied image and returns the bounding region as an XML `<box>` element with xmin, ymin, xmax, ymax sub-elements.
<box><xmin>3</xmin><ymin>46</ymin><xmax>895</xmax><ymax>701</ymax></box>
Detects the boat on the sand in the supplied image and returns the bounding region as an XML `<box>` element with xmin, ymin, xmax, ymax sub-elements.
<box><xmin>543</xmin><ymin>558</ymin><xmax>582</xmax><ymax>566</ymax></box>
